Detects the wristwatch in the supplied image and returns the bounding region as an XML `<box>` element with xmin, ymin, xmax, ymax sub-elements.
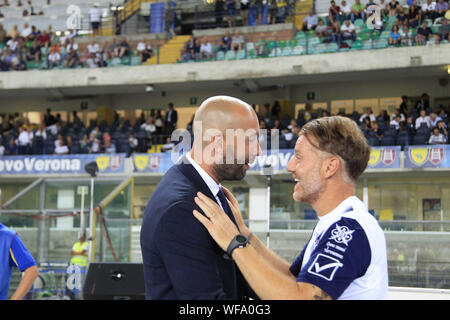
<box><xmin>226</xmin><ymin>234</ymin><xmax>249</xmax><ymax>257</ymax></box>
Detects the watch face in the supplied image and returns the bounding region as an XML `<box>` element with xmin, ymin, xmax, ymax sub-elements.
<box><xmin>236</xmin><ymin>235</ymin><xmax>247</xmax><ymax>244</ymax></box>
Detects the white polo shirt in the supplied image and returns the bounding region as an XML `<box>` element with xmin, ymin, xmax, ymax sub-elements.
<box><xmin>289</xmin><ymin>196</ymin><xmax>388</xmax><ymax>300</ymax></box>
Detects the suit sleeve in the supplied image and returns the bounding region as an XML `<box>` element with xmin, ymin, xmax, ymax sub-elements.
<box><xmin>154</xmin><ymin>201</ymin><xmax>228</xmax><ymax>299</ymax></box>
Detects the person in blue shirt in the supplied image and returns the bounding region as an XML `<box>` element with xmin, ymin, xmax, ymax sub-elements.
<box><xmin>193</xmin><ymin>116</ymin><xmax>388</xmax><ymax>300</ymax></box>
<box><xmin>0</xmin><ymin>222</ymin><xmax>39</xmax><ymax>300</ymax></box>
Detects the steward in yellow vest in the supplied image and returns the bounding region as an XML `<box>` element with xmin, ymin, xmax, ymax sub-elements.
<box><xmin>70</xmin><ymin>235</ymin><xmax>89</xmax><ymax>268</ymax></box>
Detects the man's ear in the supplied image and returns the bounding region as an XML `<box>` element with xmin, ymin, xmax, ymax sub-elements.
<box><xmin>323</xmin><ymin>156</ymin><xmax>340</xmax><ymax>180</ymax></box>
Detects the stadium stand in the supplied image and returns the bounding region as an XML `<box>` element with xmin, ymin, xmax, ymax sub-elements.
<box><xmin>0</xmin><ymin>96</ymin><xmax>448</xmax><ymax>157</ymax></box>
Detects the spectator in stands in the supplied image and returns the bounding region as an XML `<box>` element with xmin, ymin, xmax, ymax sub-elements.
<box><xmin>427</xmin><ymin>33</ymin><xmax>441</xmax><ymax>45</ymax></box>
<box><xmin>34</xmin><ymin>123</ymin><xmax>47</xmax><ymax>141</ymax></box>
<box><xmin>79</xmin><ymin>134</ymin><xmax>90</xmax><ymax>154</ymax></box>
<box><xmin>302</xmin><ymin>9</ymin><xmax>318</xmax><ymax>31</ymax></box>
<box><xmin>164</xmin><ymin>7</ymin><xmax>176</xmax><ymax>38</ymax></box>
<box><xmin>103</xmin><ymin>139</ymin><xmax>116</xmax><ymax>154</ymax></box>
<box><xmin>89</xmin><ymin>3</ymin><xmax>102</xmax><ymax>37</ymax></box>
<box><xmin>54</xmin><ymin>134</ymin><xmax>69</xmax><ymax>155</ymax></box>
<box><xmin>231</xmin><ymin>29</ymin><xmax>245</xmax><ymax>51</ymax></box>
<box><xmin>155</xmin><ymin>110</ymin><xmax>164</xmax><ymax>135</ymax></box>
<box><xmin>329</xmin><ymin>0</ymin><xmax>341</xmax><ymax>24</ymax></box>
<box><xmin>399</xmin><ymin>24</ymin><xmax>413</xmax><ymax>45</ymax></box>
<box><xmin>5</xmin><ymin>138</ymin><xmax>18</xmax><ymax>155</ymax></box>
<box><xmin>128</xmin><ymin>133</ymin><xmax>138</xmax><ymax>155</ymax></box>
<box><xmin>218</xmin><ymin>30</ymin><xmax>232</xmax><ymax>51</ymax></box>
<box><xmin>87</xmin><ymin>39</ymin><xmax>99</xmax><ymax>55</ymax></box>
<box><xmin>200</xmin><ymin>39</ymin><xmax>213</xmax><ymax>60</ymax></box>
<box><xmin>406</xmin><ymin>116</ymin><xmax>416</xmax><ymax>135</ymax></box>
<box><xmin>161</xmin><ymin>136</ymin><xmax>174</xmax><ymax>153</ymax></box>
<box><xmin>416</xmin><ymin>20</ymin><xmax>433</xmax><ymax>45</ymax></box>
<box><xmin>415</xmin><ymin>109</ymin><xmax>431</xmax><ymax>129</ymax></box>
<box><xmin>0</xmin><ymin>24</ymin><xmax>6</xmax><ymax>45</ymax></box>
<box><xmin>437</xmin><ymin>18</ymin><xmax>449</xmax><ymax>41</ymax></box>
<box><xmin>17</xmin><ymin>126</ymin><xmax>31</xmax><ymax>154</ymax></box>
<box><xmin>420</xmin><ymin>0</ymin><xmax>436</xmax><ymax>21</ymax></box>
<box><xmin>215</xmin><ymin>0</ymin><xmax>225</xmax><ymax>28</ymax></box>
<box><xmin>277</xmin><ymin>0</ymin><xmax>288</xmax><ymax>23</ymax></box>
<box><xmin>108</xmin><ymin>37</ymin><xmax>119</xmax><ymax>59</ymax></box>
<box><xmin>327</xmin><ymin>20</ymin><xmax>341</xmax><ymax>43</ymax></box>
<box><xmin>315</xmin><ymin>19</ymin><xmax>329</xmax><ymax>39</ymax></box>
<box><xmin>226</xmin><ymin>0</ymin><xmax>236</xmax><ymax>28</ymax></box>
<box><xmin>437</xmin><ymin>120</ymin><xmax>448</xmax><ymax>137</ymax></box>
<box><xmin>396</xmin><ymin>9</ymin><xmax>408</xmax><ymax>27</ymax></box>
<box><xmin>387</xmin><ymin>0</ymin><xmax>400</xmax><ymax>17</ymax></box>
<box><xmin>340</xmin><ymin>0</ymin><xmax>352</xmax><ymax>24</ymax></box>
<box><xmin>7</xmin><ymin>25</ymin><xmax>19</xmax><ymax>41</ymax></box>
<box><xmin>268</xmin><ymin>0</ymin><xmax>278</xmax><ymax>24</ymax></box>
<box><xmin>251</xmin><ymin>0</ymin><xmax>264</xmax><ymax>25</ymax></box>
<box><xmin>390</xmin><ymin>115</ymin><xmax>402</xmax><ymax>131</ymax></box>
<box><xmin>438</xmin><ymin>106</ymin><xmax>448</xmax><ymax>121</ymax></box>
<box><xmin>20</xmin><ymin>23</ymin><xmax>33</xmax><ymax>41</ymax></box>
<box><xmin>391</xmin><ymin>108</ymin><xmax>405</xmax><ymax>122</ymax></box>
<box><xmin>65</xmin><ymin>39</ymin><xmax>79</xmax><ymax>68</ymax></box>
<box><xmin>371</xmin><ymin>121</ymin><xmax>384</xmax><ymax>140</ymax></box>
<box><xmin>429</xmin><ymin>112</ymin><xmax>443</xmax><ymax>127</ymax></box>
<box><xmin>46</xmin><ymin>45</ymin><xmax>60</xmax><ymax>69</ymax></box>
<box><xmin>44</xmin><ymin>108</ymin><xmax>55</xmax><ymax>126</ymax></box>
<box><xmin>254</xmin><ymin>40</ymin><xmax>268</xmax><ymax>57</ymax></box>
<box><xmin>399</xmin><ymin>96</ymin><xmax>409</xmax><ymax>117</ymax></box>
<box><xmin>378</xmin><ymin>0</ymin><xmax>389</xmax><ymax>20</ymax></box>
<box><xmin>26</xmin><ymin>39</ymin><xmax>41</xmax><ymax>63</ymax></box>
<box><xmin>407</xmin><ymin>1</ymin><xmax>420</xmax><ymax>28</ymax></box>
<box><xmin>0</xmin><ymin>138</ymin><xmax>4</xmax><ymax>156</ymax></box>
<box><xmin>38</xmin><ymin>29</ymin><xmax>50</xmax><ymax>50</ymax></box>
<box><xmin>415</xmin><ymin>93</ymin><xmax>431</xmax><ymax>113</ymax></box>
<box><xmin>90</xmin><ymin>137</ymin><xmax>100</xmax><ymax>154</ymax></box>
<box><xmin>181</xmin><ymin>35</ymin><xmax>196</xmax><ymax>61</ymax></box>
<box><xmin>351</xmin><ymin>0</ymin><xmax>365</xmax><ymax>22</ymax></box>
<box><xmin>339</xmin><ymin>19</ymin><xmax>356</xmax><ymax>44</ymax></box>
<box><xmin>165</xmin><ymin>102</ymin><xmax>178</xmax><ymax>135</ymax></box>
<box><xmin>389</xmin><ymin>24</ymin><xmax>401</xmax><ymax>45</ymax></box>
<box><xmin>117</xmin><ymin>37</ymin><xmax>130</xmax><ymax>59</ymax></box>
<box><xmin>435</xmin><ymin>0</ymin><xmax>448</xmax><ymax>19</ymax></box>
<box><xmin>84</xmin><ymin>52</ymin><xmax>99</xmax><ymax>68</ymax></box>
<box><xmin>360</xmin><ymin>108</ymin><xmax>376</xmax><ymax>124</ymax></box>
<box><xmin>141</xmin><ymin>117</ymin><xmax>157</xmax><ymax>135</ymax></box>
<box><xmin>240</xmin><ymin>0</ymin><xmax>250</xmax><ymax>26</ymax></box>
<box><xmin>136</xmin><ymin>38</ymin><xmax>152</xmax><ymax>63</ymax></box>
<box><xmin>7</xmin><ymin>35</ymin><xmax>19</xmax><ymax>53</ymax></box>
<box><xmin>429</xmin><ymin>127</ymin><xmax>447</xmax><ymax>144</ymax></box>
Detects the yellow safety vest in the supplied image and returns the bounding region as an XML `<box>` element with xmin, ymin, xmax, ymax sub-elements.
<box><xmin>70</xmin><ymin>241</ymin><xmax>89</xmax><ymax>267</ymax></box>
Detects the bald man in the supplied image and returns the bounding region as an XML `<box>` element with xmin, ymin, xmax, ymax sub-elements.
<box><xmin>140</xmin><ymin>96</ymin><xmax>262</xmax><ymax>299</ymax></box>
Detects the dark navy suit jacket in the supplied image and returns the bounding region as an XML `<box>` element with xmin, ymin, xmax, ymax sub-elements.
<box><xmin>140</xmin><ymin>157</ymin><xmax>256</xmax><ymax>300</ymax></box>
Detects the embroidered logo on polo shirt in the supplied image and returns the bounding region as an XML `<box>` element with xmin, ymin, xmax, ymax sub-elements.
<box><xmin>329</xmin><ymin>224</ymin><xmax>355</xmax><ymax>246</ymax></box>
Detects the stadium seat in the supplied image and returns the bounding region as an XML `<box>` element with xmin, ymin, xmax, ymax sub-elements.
<box><xmin>354</xmin><ymin>19</ymin><xmax>364</xmax><ymax>28</ymax></box>
<box><xmin>328</xmin><ymin>43</ymin><xmax>339</xmax><ymax>53</ymax></box>
<box><xmin>236</xmin><ymin>50</ymin><xmax>246</xmax><ymax>59</ymax></box>
<box><xmin>292</xmin><ymin>45</ymin><xmax>304</xmax><ymax>55</ymax></box>
<box><xmin>312</xmin><ymin>43</ymin><xmax>327</xmax><ymax>54</ymax></box>
<box><xmin>281</xmin><ymin>47</ymin><xmax>292</xmax><ymax>56</ymax></box>
<box><xmin>216</xmin><ymin>51</ymin><xmax>225</xmax><ymax>61</ymax></box>
<box><xmin>380</xmin><ymin>136</ymin><xmax>396</xmax><ymax>146</ymax></box>
<box><xmin>225</xmin><ymin>50</ymin><xmax>236</xmax><ymax>60</ymax></box>
<box><xmin>413</xmin><ymin>134</ymin><xmax>428</xmax><ymax>145</ymax></box>
<box><xmin>374</xmin><ymin>39</ymin><xmax>388</xmax><ymax>49</ymax></box>
<box><xmin>268</xmin><ymin>48</ymin><xmax>282</xmax><ymax>57</ymax></box>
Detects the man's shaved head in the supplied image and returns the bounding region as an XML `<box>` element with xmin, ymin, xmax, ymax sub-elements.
<box><xmin>193</xmin><ymin>95</ymin><xmax>258</xmax><ymax>138</ymax></box>
<box><xmin>191</xmin><ymin>96</ymin><xmax>261</xmax><ymax>182</ymax></box>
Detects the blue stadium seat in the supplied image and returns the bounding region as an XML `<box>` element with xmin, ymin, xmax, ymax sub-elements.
<box><xmin>413</xmin><ymin>134</ymin><xmax>428</xmax><ymax>145</ymax></box>
<box><xmin>380</xmin><ymin>136</ymin><xmax>396</xmax><ymax>146</ymax></box>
